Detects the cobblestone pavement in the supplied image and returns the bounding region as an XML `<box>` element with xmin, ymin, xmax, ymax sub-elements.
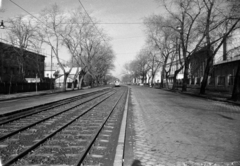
<box><xmin>125</xmin><ymin>86</ymin><xmax>240</xmax><ymax>166</ymax></box>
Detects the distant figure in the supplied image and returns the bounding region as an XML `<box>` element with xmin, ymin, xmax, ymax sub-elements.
<box><xmin>131</xmin><ymin>159</ymin><xmax>142</xmax><ymax>166</ymax></box>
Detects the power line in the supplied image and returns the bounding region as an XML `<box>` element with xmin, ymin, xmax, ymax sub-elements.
<box><xmin>8</xmin><ymin>1</ymin><xmax>155</xmax><ymax>26</ymax></box>
<box><xmin>77</xmin><ymin>0</ymin><xmax>107</xmax><ymax>42</ymax></box>
<box><xmin>9</xmin><ymin>0</ymin><xmax>45</xmax><ymax>25</ymax></box>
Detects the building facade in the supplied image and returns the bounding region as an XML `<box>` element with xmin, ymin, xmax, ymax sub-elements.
<box><xmin>0</xmin><ymin>42</ymin><xmax>45</xmax><ymax>83</ymax></box>
<box><xmin>188</xmin><ymin>33</ymin><xmax>240</xmax><ymax>91</ymax></box>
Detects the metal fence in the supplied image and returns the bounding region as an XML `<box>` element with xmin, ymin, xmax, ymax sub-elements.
<box><xmin>0</xmin><ymin>83</ymin><xmax>52</xmax><ymax>94</ymax></box>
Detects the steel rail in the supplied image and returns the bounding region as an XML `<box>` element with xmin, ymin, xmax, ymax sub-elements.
<box><xmin>0</xmin><ymin>90</ymin><xmax>114</xmax><ymax>141</ymax></box>
<box><xmin>0</xmin><ymin>89</ymin><xmax>111</xmax><ymax>126</ymax></box>
<box><xmin>2</xmin><ymin>91</ymin><xmax>116</xmax><ymax>166</ymax></box>
<box><xmin>76</xmin><ymin>89</ymin><xmax>127</xmax><ymax>166</ymax></box>
<box><xmin>0</xmin><ymin>88</ymin><xmax>110</xmax><ymax>118</ymax></box>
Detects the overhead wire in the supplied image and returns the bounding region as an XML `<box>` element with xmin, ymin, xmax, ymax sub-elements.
<box><xmin>8</xmin><ymin>0</ymin><xmax>73</xmax><ymax>64</ymax></box>
<box><xmin>8</xmin><ymin>0</ymin><xmax>143</xmax><ymax>57</ymax></box>
<box><xmin>76</xmin><ymin>0</ymin><xmax>107</xmax><ymax>43</ymax></box>
<box><xmin>9</xmin><ymin>0</ymin><xmax>46</xmax><ymax>25</ymax></box>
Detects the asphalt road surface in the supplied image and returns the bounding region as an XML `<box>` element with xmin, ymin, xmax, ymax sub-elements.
<box><xmin>125</xmin><ymin>86</ymin><xmax>240</xmax><ymax>166</ymax></box>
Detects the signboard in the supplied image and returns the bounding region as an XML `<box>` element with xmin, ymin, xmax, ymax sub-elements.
<box><xmin>25</xmin><ymin>78</ymin><xmax>40</xmax><ymax>83</ymax></box>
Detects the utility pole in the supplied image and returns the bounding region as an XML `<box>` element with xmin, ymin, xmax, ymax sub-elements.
<box><xmin>50</xmin><ymin>47</ymin><xmax>52</xmax><ymax>91</ymax></box>
<box><xmin>36</xmin><ymin>73</ymin><xmax>38</xmax><ymax>93</ymax></box>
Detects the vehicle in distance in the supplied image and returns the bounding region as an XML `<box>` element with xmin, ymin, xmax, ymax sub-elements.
<box><xmin>115</xmin><ymin>80</ymin><xmax>120</xmax><ymax>87</ymax></box>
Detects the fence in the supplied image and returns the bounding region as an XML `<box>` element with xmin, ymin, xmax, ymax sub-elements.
<box><xmin>0</xmin><ymin>82</ymin><xmax>52</xmax><ymax>94</ymax></box>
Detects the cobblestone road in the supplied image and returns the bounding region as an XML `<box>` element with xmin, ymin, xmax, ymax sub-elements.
<box><xmin>125</xmin><ymin>86</ymin><xmax>240</xmax><ymax>166</ymax></box>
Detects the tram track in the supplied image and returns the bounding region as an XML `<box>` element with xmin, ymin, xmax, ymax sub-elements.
<box><xmin>0</xmin><ymin>87</ymin><xmax>127</xmax><ymax>166</ymax></box>
<box><xmin>0</xmin><ymin>88</ymin><xmax>111</xmax><ymax>125</ymax></box>
<box><xmin>0</xmin><ymin>89</ymin><xmax>116</xmax><ymax>165</ymax></box>
<box><xmin>0</xmin><ymin>89</ymin><xmax>114</xmax><ymax>142</ymax></box>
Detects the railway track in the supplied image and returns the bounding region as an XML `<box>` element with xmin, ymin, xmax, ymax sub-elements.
<box><xmin>0</xmin><ymin>88</ymin><xmax>111</xmax><ymax>124</ymax></box>
<box><xmin>0</xmin><ymin>87</ymin><xmax>128</xmax><ymax>166</ymax></box>
<box><xmin>0</xmin><ymin>89</ymin><xmax>113</xmax><ymax>141</ymax></box>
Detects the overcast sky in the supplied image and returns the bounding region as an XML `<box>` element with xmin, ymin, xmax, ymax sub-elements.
<box><xmin>1</xmin><ymin>0</ymin><xmax>164</xmax><ymax>78</ymax></box>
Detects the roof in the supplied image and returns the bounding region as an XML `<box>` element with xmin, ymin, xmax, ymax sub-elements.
<box><xmin>214</xmin><ymin>56</ymin><xmax>240</xmax><ymax>66</ymax></box>
<box><xmin>57</xmin><ymin>67</ymin><xmax>81</xmax><ymax>75</ymax></box>
<box><xmin>0</xmin><ymin>41</ymin><xmax>46</xmax><ymax>57</ymax></box>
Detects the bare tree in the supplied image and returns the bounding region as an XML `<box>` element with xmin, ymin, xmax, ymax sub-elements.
<box><xmin>7</xmin><ymin>15</ymin><xmax>38</xmax><ymax>82</ymax></box>
<box><xmin>161</xmin><ymin>0</ymin><xmax>206</xmax><ymax>91</ymax></box>
<box><xmin>144</xmin><ymin>15</ymin><xmax>176</xmax><ymax>88</ymax></box>
<box><xmin>61</xmin><ymin>8</ymin><xmax>90</xmax><ymax>90</ymax></box>
<box><xmin>37</xmin><ymin>3</ymin><xmax>70</xmax><ymax>91</ymax></box>
<box><xmin>91</xmin><ymin>44</ymin><xmax>115</xmax><ymax>85</ymax></box>
<box><xmin>123</xmin><ymin>62</ymin><xmax>139</xmax><ymax>83</ymax></box>
<box><xmin>133</xmin><ymin>51</ymin><xmax>151</xmax><ymax>84</ymax></box>
<box><xmin>78</xmin><ymin>25</ymin><xmax>105</xmax><ymax>88</ymax></box>
<box><xmin>138</xmin><ymin>47</ymin><xmax>161</xmax><ymax>86</ymax></box>
<box><xmin>229</xmin><ymin>0</ymin><xmax>240</xmax><ymax>101</ymax></box>
<box><xmin>197</xmin><ymin>0</ymin><xmax>240</xmax><ymax>94</ymax></box>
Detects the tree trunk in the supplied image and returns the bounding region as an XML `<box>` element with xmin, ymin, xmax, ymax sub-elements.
<box><xmin>172</xmin><ymin>67</ymin><xmax>183</xmax><ymax>91</ymax></box>
<box><xmin>78</xmin><ymin>76</ymin><xmax>84</xmax><ymax>89</ymax></box>
<box><xmin>71</xmin><ymin>80</ymin><xmax>75</xmax><ymax>90</ymax></box>
<box><xmin>166</xmin><ymin>76</ymin><xmax>169</xmax><ymax>89</ymax></box>
<box><xmin>200</xmin><ymin>57</ymin><xmax>213</xmax><ymax>94</ymax></box>
<box><xmin>182</xmin><ymin>57</ymin><xmax>190</xmax><ymax>91</ymax></box>
<box><xmin>231</xmin><ymin>61</ymin><xmax>240</xmax><ymax>101</ymax></box>
<box><xmin>141</xmin><ymin>75</ymin><xmax>144</xmax><ymax>84</ymax></box>
<box><xmin>62</xmin><ymin>73</ymin><xmax>68</xmax><ymax>91</ymax></box>
<box><xmin>151</xmin><ymin>73</ymin><xmax>155</xmax><ymax>86</ymax></box>
<box><xmin>160</xmin><ymin>65</ymin><xmax>166</xmax><ymax>88</ymax></box>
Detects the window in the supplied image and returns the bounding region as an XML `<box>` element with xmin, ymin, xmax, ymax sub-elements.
<box><xmin>218</xmin><ymin>76</ymin><xmax>225</xmax><ymax>86</ymax></box>
<box><xmin>229</xmin><ymin>76</ymin><xmax>234</xmax><ymax>86</ymax></box>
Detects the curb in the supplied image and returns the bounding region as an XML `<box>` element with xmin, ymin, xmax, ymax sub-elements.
<box><xmin>113</xmin><ymin>87</ymin><xmax>129</xmax><ymax>166</ymax></box>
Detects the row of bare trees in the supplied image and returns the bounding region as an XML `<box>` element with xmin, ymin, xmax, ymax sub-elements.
<box><xmin>123</xmin><ymin>0</ymin><xmax>240</xmax><ymax>100</ymax></box>
<box><xmin>5</xmin><ymin>3</ymin><xmax>115</xmax><ymax>91</ymax></box>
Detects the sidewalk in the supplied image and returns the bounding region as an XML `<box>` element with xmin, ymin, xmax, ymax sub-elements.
<box><xmin>154</xmin><ymin>85</ymin><xmax>240</xmax><ymax>106</ymax></box>
<box><xmin>125</xmin><ymin>86</ymin><xmax>240</xmax><ymax>166</ymax></box>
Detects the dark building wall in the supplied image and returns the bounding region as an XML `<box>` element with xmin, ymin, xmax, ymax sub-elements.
<box><xmin>0</xmin><ymin>42</ymin><xmax>45</xmax><ymax>83</ymax></box>
<box><xmin>189</xmin><ymin>45</ymin><xmax>239</xmax><ymax>89</ymax></box>
<box><xmin>213</xmin><ymin>60</ymin><xmax>240</xmax><ymax>86</ymax></box>
<box><xmin>190</xmin><ymin>47</ymin><xmax>209</xmax><ymax>79</ymax></box>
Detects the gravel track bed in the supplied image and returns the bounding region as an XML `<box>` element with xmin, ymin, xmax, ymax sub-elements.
<box><xmin>0</xmin><ymin>91</ymin><xmax>115</xmax><ymax>164</ymax></box>
<box><xmin>0</xmin><ymin>90</ymin><xmax>111</xmax><ymax>137</ymax></box>
<box><xmin>11</xmin><ymin>88</ymin><xmax>127</xmax><ymax>166</ymax></box>
<box><xmin>83</xmin><ymin>87</ymin><xmax>127</xmax><ymax>166</ymax></box>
